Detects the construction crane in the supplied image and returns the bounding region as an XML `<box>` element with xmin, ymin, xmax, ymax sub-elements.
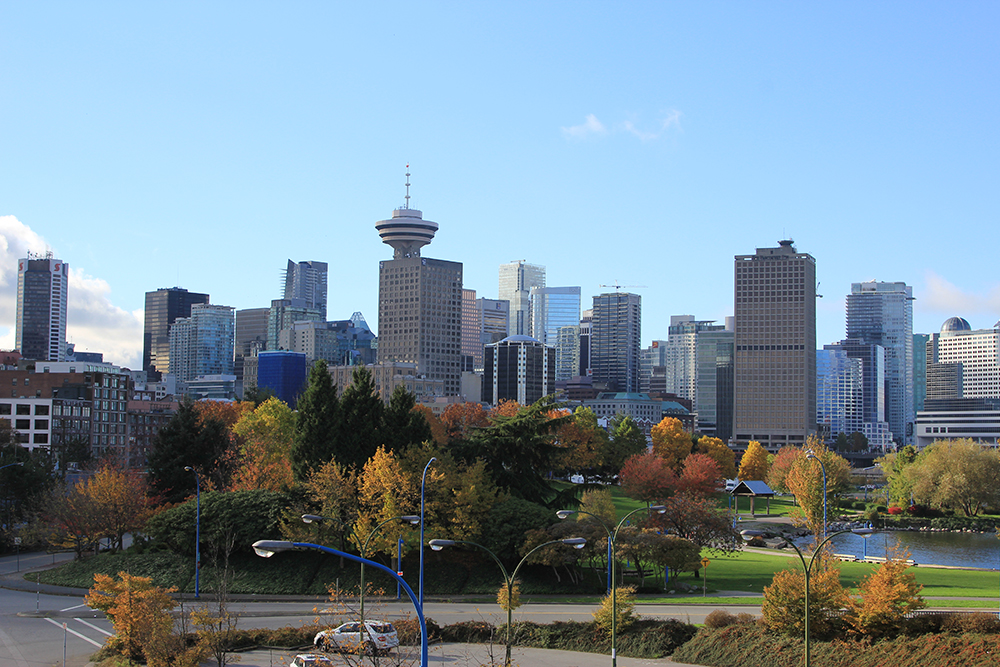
<box><xmin>599</xmin><ymin>281</ymin><xmax>647</xmax><ymax>292</ymax></box>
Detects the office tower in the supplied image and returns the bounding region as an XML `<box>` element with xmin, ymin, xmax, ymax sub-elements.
<box><xmin>473</xmin><ymin>297</ymin><xmax>510</xmax><ymax>372</ymax></box>
<box><xmin>845</xmin><ymin>281</ymin><xmax>914</xmax><ymax>444</ymax></box>
<box><xmin>530</xmin><ymin>286</ymin><xmax>581</xmax><ymax>381</ymax></box>
<box><xmin>830</xmin><ymin>339</ymin><xmax>889</xmax><ymax>445</ymax></box>
<box><xmin>556</xmin><ymin>325</ymin><xmax>581</xmax><ymax>381</ymax></box>
<box><xmin>257</xmin><ymin>350</ymin><xmax>308</xmax><ymax>408</ymax></box>
<box><xmin>817</xmin><ymin>348</ymin><xmax>864</xmax><ymax>440</ymax></box>
<box><xmin>376</xmin><ymin>173</ymin><xmax>463</xmax><ymax>396</ymax></box>
<box><xmin>142</xmin><ymin>287</ymin><xmax>210</xmax><ymax>378</ymax></box>
<box><xmin>267</xmin><ymin>298</ymin><xmax>323</xmax><ymax>350</ymax></box>
<box><xmin>660</xmin><ymin>316</ymin><xmax>728</xmax><ymax>401</ymax></box>
<box><xmin>235</xmin><ymin>307</ymin><xmax>269</xmax><ymax>386</ymax></box>
<box><xmin>278</xmin><ymin>316</ymin><xmax>377</xmax><ymax>366</ymax></box>
<box><xmin>579</xmin><ymin>309</ymin><xmax>593</xmax><ymax>377</ymax></box>
<box><xmin>695</xmin><ymin>321</ymin><xmax>735</xmax><ymax>442</ymax></box>
<box><xmin>925</xmin><ymin>318</ymin><xmax>1000</xmax><ymax>399</ymax></box>
<box><xmin>283</xmin><ymin>260</ymin><xmax>328</xmax><ymax>320</ymax></box>
<box><xmin>461</xmin><ymin>288</ymin><xmax>479</xmax><ymax>372</ymax></box>
<box><xmin>640</xmin><ymin>340</ymin><xmax>668</xmax><ymax>393</ymax></box>
<box><xmin>591</xmin><ymin>292</ymin><xmax>642</xmax><ymax>392</ymax></box>
<box><xmin>499</xmin><ymin>260</ymin><xmax>545</xmax><ymax>336</ymax></box>
<box><xmin>733</xmin><ymin>240</ymin><xmax>816</xmax><ymax>449</ymax></box>
<box><xmin>913</xmin><ymin>333</ymin><xmax>929</xmax><ymax>412</ymax></box>
<box><xmin>483</xmin><ymin>335</ymin><xmax>555</xmax><ymax>405</ymax></box>
<box><xmin>168</xmin><ymin>304</ymin><xmax>235</xmax><ymax>383</ymax></box>
<box><xmin>16</xmin><ymin>254</ymin><xmax>69</xmax><ymax>362</ymax></box>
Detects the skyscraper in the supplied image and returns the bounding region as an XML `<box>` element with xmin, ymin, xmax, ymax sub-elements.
<box><xmin>591</xmin><ymin>291</ymin><xmax>642</xmax><ymax>392</ymax></box>
<box><xmin>168</xmin><ymin>303</ymin><xmax>235</xmax><ymax>383</ymax></box>
<box><xmin>695</xmin><ymin>322</ymin><xmax>735</xmax><ymax>442</ymax></box>
<box><xmin>483</xmin><ymin>335</ymin><xmax>555</xmax><ymax>405</ymax></box>
<box><xmin>283</xmin><ymin>260</ymin><xmax>328</xmax><ymax>320</ymax></box>
<box><xmin>817</xmin><ymin>347</ymin><xmax>864</xmax><ymax>440</ymax></box>
<box><xmin>845</xmin><ymin>281</ymin><xmax>914</xmax><ymax>444</ymax></box>
<box><xmin>474</xmin><ymin>297</ymin><xmax>510</xmax><ymax>372</ymax></box>
<box><xmin>733</xmin><ymin>240</ymin><xmax>816</xmax><ymax>449</ymax></box>
<box><xmin>16</xmin><ymin>254</ymin><xmax>68</xmax><ymax>362</ymax></box>
<box><xmin>530</xmin><ymin>286</ymin><xmax>580</xmax><ymax>381</ymax></box>
<box><xmin>376</xmin><ymin>172</ymin><xmax>463</xmax><ymax>396</ymax></box>
<box><xmin>499</xmin><ymin>260</ymin><xmax>545</xmax><ymax>336</ymax></box>
<box><xmin>143</xmin><ymin>287</ymin><xmax>210</xmax><ymax>378</ymax></box>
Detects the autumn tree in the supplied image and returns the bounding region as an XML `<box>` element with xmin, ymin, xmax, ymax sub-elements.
<box><xmin>291</xmin><ymin>360</ymin><xmax>340</xmax><ymax>481</ymax></box>
<box><xmin>737</xmin><ymin>440</ymin><xmax>770</xmax><ymax>481</ymax></box>
<box><xmin>85</xmin><ymin>464</ymin><xmax>153</xmax><ymax>552</ymax></box>
<box><xmin>490</xmin><ymin>399</ymin><xmax>523</xmax><ymax>419</ymax></box>
<box><xmin>553</xmin><ymin>407</ymin><xmax>609</xmax><ymax>476</ymax></box>
<box><xmin>441</xmin><ymin>401</ymin><xmax>490</xmax><ymax>441</ymax></box>
<box><xmin>228</xmin><ymin>397</ymin><xmax>295</xmax><ymax>492</ymax></box>
<box><xmin>413</xmin><ymin>404</ymin><xmax>448</xmax><ymax>445</ymax></box>
<box><xmin>677</xmin><ymin>452</ymin><xmax>722</xmax><ymax>497</ymax></box>
<box><xmin>593</xmin><ymin>585</ymin><xmax>638</xmax><ymax>634</ymax></box>
<box><xmin>694</xmin><ymin>436</ymin><xmax>737</xmax><ymax>479</ymax></box>
<box><xmin>906</xmin><ymin>439</ymin><xmax>1000</xmax><ymax>516</ymax></box>
<box><xmin>578</xmin><ymin>487</ymin><xmax>618</xmax><ymax>528</ymax></box>
<box><xmin>785</xmin><ymin>439</ymin><xmax>852</xmax><ymax>536</ymax></box>
<box><xmin>846</xmin><ymin>548</ymin><xmax>925</xmax><ymax>636</ymax></box>
<box><xmin>651</xmin><ymin>417</ymin><xmax>692</xmax><ymax>470</ymax></box>
<box><xmin>619</xmin><ymin>451</ymin><xmax>677</xmax><ymax>504</ymax></box>
<box><xmin>40</xmin><ymin>480</ymin><xmax>101</xmax><ymax>558</ymax></box>
<box><xmin>767</xmin><ymin>446</ymin><xmax>803</xmax><ymax>493</ymax></box>
<box><xmin>761</xmin><ymin>556</ymin><xmax>850</xmax><ymax>638</ymax></box>
<box><xmin>647</xmin><ymin>493</ymin><xmax>741</xmax><ymax>554</ymax></box>
<box><xmin>192</xmin><ymin>400</ymin><xmax>254</xmax><ymax>431</ymax></box>
<box><xmin>148</xmin><ymin>399</ymin><xmax>231</xmax><ymax>503</ymax></box>
<box><xmin>383</xmin><ymin>383</ymin><xmax>433</xmax><ymax>452</ymax></box>
<box><xmin>85</xmin><ymin>572</ymin><xmax>180</xmax><ymax>664</ymax></box>
<box><xmin>354</xmin><ymin>446</ymin><xmax>418</xmax><ymax>556</ymax></box>
<box><xmin>879</xmin><ymin>444</ymin><xmax>918</xmax><ymax>507</ymax></box>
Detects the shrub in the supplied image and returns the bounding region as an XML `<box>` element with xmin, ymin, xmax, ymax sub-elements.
<box><xmin>704</xmin><ymin>609</ymin><xmax>738</xmax><ymax>628</ymax></box>
<box><xmin>439</xmin><ymin>620</ymin><xmax>498</xmax><ymax>643</ymax></box>
<box><xmin>941</xmin><ymin>612</ymin><xmax>1000</xmax><ymax>634</ymax></box>
<box><xmin>593</xmin><ymin>585</ymin><xmax>638</xmax><ymax>634</ymax></box>
<box><xmin>887</xmin><ymin>506</ymin><xmax>904</xmax><ymax>515</ymax></box>
<box><xmin>394</xmin><ymin>617</ymin><xmax>441</xmax><ymax>645</ymax></box>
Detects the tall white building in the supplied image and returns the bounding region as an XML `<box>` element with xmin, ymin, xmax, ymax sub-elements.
<box><xmin>926</xmin><ymin>318</ymin><xmax>1000</xmax><ymax>399</ymax></box>
<box><xmin>845</xmin><ymin>281</ymin><xmax>914</xmax><ymax>444</ymax></box>
<box><xmin>16</xmin><ymin>254</ymin><xmax>69</xmax><ymax>362</ymax></box>
<box><xmin>169</xmin><ymin>304</ymin><xmax>236</xmax><ymax>383</ymax></box>
<box><xmin>817</xmin><ymin>347</ymin><xmax>864</xmax><ymax>440</ymax></box>
<box><xmin>498</xmin><ymin>261</ymin><xmax>545</xmax><ymax>336</ymax></box>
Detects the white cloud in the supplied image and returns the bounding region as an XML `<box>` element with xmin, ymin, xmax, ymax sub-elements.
<box><xmin>561</xmin><ymin>114</ymin><xmax>608</xmax><ymax>139</ymax></box>
<box><xmin>622</xmin><ymin>109</ymin><xmax>683</xmax><ymax>141</ymax></box>
<box><xmin>918</xmin><ymin>270</ymin><xmax>1000</xmax><ymax>321</ymax></box>
<box><xmin>0</xmin><ymin>215</ymin><xmax>142</xmax><ymax>368</ymax></box>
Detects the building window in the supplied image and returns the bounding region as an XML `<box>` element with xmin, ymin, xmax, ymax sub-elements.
<box><xmin>16</xmin><ymin>404</ymin><xmax>30</xmax><ymax>415</ymax></box>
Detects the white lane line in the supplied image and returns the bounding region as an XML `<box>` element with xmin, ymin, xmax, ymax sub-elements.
<box><xmin>44</xmin><ymin>617</ymin><xmax>104</xmax><ymax>647</ymax></box>
<box><xmin>75</xmin><ymin>618</ymin><xmax>113</xmax><ymax>636</ymax></box>
<box><xmin>60</xmin><ymin>603</ymin><xmax>88</xmax><ymax>612</ymax></box>
<box><xmin>0</xmin><ymin>626</ymin><xmax>30</xmax><ymax>667</ymax></box>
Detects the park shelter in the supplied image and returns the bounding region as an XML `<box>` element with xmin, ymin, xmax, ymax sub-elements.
<box><xmin>730</xmin><ymin>480</ymin><xmax>775</xmax><ymax>516</ymax></box>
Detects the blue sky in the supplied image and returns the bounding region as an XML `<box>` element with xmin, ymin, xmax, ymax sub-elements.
<box><xmin>2</xmin><ymin>2</ymin><xmax>998</xmax><ymax>369</ymax></box>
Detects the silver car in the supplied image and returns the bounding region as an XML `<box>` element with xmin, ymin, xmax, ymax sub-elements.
<box><xmin>314</xmin><ymin>620</ymin><xmax>400</xmax><ymax>655</ymax></box>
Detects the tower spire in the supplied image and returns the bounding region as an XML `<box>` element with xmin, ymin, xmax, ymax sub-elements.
<box><xmin>405</xmin><ymin>164</ymin><xmax>411</xmax><ymax>209</ymax></box>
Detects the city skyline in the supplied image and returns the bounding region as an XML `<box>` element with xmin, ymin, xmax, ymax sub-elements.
<box><xmin>2</xmin><ymin>4</ymin><xmax>999</xmax><ymax>369</ymax></box>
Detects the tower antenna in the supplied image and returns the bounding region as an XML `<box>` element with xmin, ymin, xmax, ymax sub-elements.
<box><xmin>405</xmin><ymin>164</ymin><xmax>411</xmax><ymax>209</ymax></box>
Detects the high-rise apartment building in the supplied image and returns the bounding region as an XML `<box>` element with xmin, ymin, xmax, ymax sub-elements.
<box><xmin>845</xmin><ymin>281</ymin><xmax>914</xmax><ymax>444</ymax></box>
<box><xmin>530</xmin><ymin>286</ymin><xmax>581</xmax><ymax>381</ymax></box>
<box><xmin>926</xmin><ymin>318</ymin><xmax>1000</xmax><ymax>399</ymax></box>
<box><xmin>579</xmin><ymin>309</ymin><xmax>593</xmax><ymax>377</ymax></box>
<box><xmin>267</xmin><ymin>298</ymin><xmax>323</xmax><ymax>350</ymax></box>
<box><xmin>661</xmin><ymin>316</ymin><xmax>728</xmax><ymax>401</ymax></box>
<box><xmin>913</xmin><ymin>333</ymin><xmax>929</xmax><ymax>412</ymax></box>
<box><xmin>283</xmin><ymin>260</ymin><xmax>328</xmax><ymax>320</ymax></box>
<box><xmin>16</xmin><ymin>254</ymin><xmax>69</xmax><ymax>362</ymax></box>
<box><xmin>733</xmin><ymin>240</ymin><xmax>816</xmax><ymax>449</ymax></box>
<box><xmin>461</xmin><ymin>288</ymin><xmax>479</xmax><ymax>372</ymax></box>
<box><xmin>142</xmin><ymin>287</ymin><xmax>210</xmax><ymax>378</ymax></box>
<box><xmin>376</xmin><ymin>174</ymin><xmax>463</xmax><ymax>396</ymax></box>
<box><xmin>640</xmin><ymin>340</ymin><xmax>668</xmax><ymax>394</ymax></box>
<box><xmin>168</xmin><ymin>304</ymin><xmax>235</xmax><ymax>383</ymax></box>
<box><xmin>591</xmin><ymin>292</ymin><xmax>642</xmax><ymax>393</ymax></box>
<box><xmin>483</xmin><ymin>335</ymin><xmax>555</xmax><ymax>405</ymax></box>
<box><xmin>817</xmin><ymin>347</ymin><xmax>864</xmax><ymax>440</ymax></box>
<box><xmin>499</xmin><ymin>261</ymin><xmax>545</xmax><ymax>336</ymax></box>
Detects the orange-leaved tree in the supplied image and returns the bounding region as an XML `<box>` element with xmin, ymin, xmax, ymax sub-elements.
<box><xmin>677</xmin><ymin>452</ymin><xmax>722</xmax><ymax>497</ymax></box>
<box><xmin>228</xmin><ymin>397</ymin><xmax>295</xmax><ymax>492</ymax></box>
<box><xmin>846</xmin><ymin>547</ymin><xmax>925</xmax><ymax>636</ymax></box>
<box><xmin>413</xmin><ymin>404</ymin><xmax>448</xmax><ymax>445</ymax></box>
<box><xmin>441</xmin><ymin>401</ymin><xmax>490</xmax><ymax>441</ymax></box>
<box><xmin>761</xmin><ymin>554</ymin><xmax>849</xmax><ymax>638</ymax></box>
<box><xmin>490</xmin><ymin>399</ymin><xmax>523</xmax><ymax>419</ymax></box>
<box><xmin>694</xmin><ymin>436</ymin><xmax>737</xmax><ymax>479</ymax></box>
<box><xmin>84</xmin><ymin>463</ymin><xmax>154</xmax><ymax>552</ymax></box>
<box><xmin>620</xmin><ymin>451</ymin><xmax>678</xmax><ymax>504</ymax></box>
<box><xmin>85</xmin><ymin>572</ymin><xmax>182</xmax><ymax>665</ymax></box>
<box><xmin>355</xmin><ymin>446</ymin><xmax>418</xmax><ymax>556</ymax></box>
<box><xmin>767</xmin><ymin>446</ymin><xmax>802</xmax><ymax>493</ymax></box>
<box><xmin>738</xmin><ymin>440</ymin><xmax>770</xmax><ymax>482</ymax></box>
<box><xmin>651</xmin><ymin>417</ymin><xmax>692</xmax><ymax>471</ymax></box>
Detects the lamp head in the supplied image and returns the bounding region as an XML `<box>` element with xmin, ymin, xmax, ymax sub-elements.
<box><xmin>853</xmin><ymin>527</ymin><xmax>876</xmax><ymax>538</ymax></box>
<box><xmin>805</xmin><ymin>450</ymin><xmax>816</xmax><ymax>460</ymax></box>
<box><xmin>252</xmin><ymin>540</ymin><xmax>294</xmax><ymax>558</ymax></box>
<box><xmin>184</xmin><ymin>466</ymin><xmax>193</xmax><ymax>472</ymax></box>
<box><xmin>556</xmin><ymin>509</ymin><xmax>574</xmax><ymax>520</ymax></box>
<box><xmin>428</xmin><ymin>539</ymin><xmax>455</xmax><ymax>552</ymax></box>
<box><xmin>562</xmin><ymin>537</ymin><xmax>587</xmax><ymax>550</ymax></box>
<box><xmin>650</xmin><ymin>505</ymin><xmax>667</xmax><ymax>514</ymax></box>
<box><xmin>401</xmin><ymin>515</ymin><xmax>421</xmax><ymax>525</ymax></box>
<box><xmin>302</xmin><ymin>514</ymin><xmax>322</xmax><ymax>524</ymax></box>
<box><xmin>740</xmin><ymin>529</ymin><xmax>764</xmax><ymax>541</ymax></box>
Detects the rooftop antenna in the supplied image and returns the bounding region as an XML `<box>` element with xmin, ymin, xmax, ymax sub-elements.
<box><xmin>405</xmin><ymin>164</ymin><xmax>411</xmax><ymax>209</ymax></box>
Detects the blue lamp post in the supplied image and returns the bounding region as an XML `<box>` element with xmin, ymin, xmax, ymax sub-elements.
<box><xmin>805</xmin><ymin>451</ymin><xmax>827</xmax><ymax>539</ymax></box>
<box><xmin>183</xmin><ymin>466</ymin><xmax>201</xmax><ymax>599</ymax></box>
<box><xmin>254</xmin><ymin>540</ymin><xmax>429</xmax><ymax>667</ymax></box>
<box><xmin>419</xmin><ymin>457</ymin><xmax>436</xmax><ymax>608</ymax></box>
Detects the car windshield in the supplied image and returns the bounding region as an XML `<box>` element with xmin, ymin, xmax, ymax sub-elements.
<box><xmin>369</xmin><ymin>624</ymin><xmax>394</xmax><ymax>633</ymax></box>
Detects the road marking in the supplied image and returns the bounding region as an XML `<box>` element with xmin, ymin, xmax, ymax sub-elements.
<box><xmin>0</xmin><ymin>626</ymin><xmax>30</xmax><ymax>667</ymax></box>
<box><xmin>44</xmin><ymin>617</ymin><xmax>104</xmax><ymax>647</ymax></box>
<box><xmin>60</xmin><ymin>603</ymin><xmax>88</xmax><ymax>612</ymax></box>
<box><xmin>75</xmin><ymin>618</ymin><xmax>113</xmax><ymax>636</ymax></box>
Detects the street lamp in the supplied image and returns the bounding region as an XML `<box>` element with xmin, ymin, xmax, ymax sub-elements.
<box><xmin>183</xmin><ymin>466</ymin><xmax>201</xmax><ymax>599</ymax></box>
<box><xmin>429</xmin><ymin>536</ymin><xmax>586</xmax><ymax>666</ymax></box>
<box><xmin>741</xmin><ymin>526</ymin><xmax>875</xmax><ymax>667</ymax></box>
<box><xmin>253</xmin><ymin>540</ymin><xmax>429</xmax><ymax>667</ymax></box>
<box><xmin>419</xmin><ymin>457</ymin><xmax>436</xmax><ymax>609</ymax></box>
<box><xmin>805</xmin><ymin>451</ymin><xmax>827</xmax><ymax>539</ymax></box>
<box><xmin>557</xmin><ymin>505</ymin><xmax>666</xmax><ymax>667</ymax></box>
<box><xmin>359</xmin><ymin>515</ymin><xmax>420</xmax><ymax>623</ymax></box>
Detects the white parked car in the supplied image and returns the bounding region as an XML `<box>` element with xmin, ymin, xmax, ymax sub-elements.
<box><xmin>314</xmin><ymin>620</ymin><xmax>400</xmax><ymax>655</ymax></box>
<box><xmin>290</xmin><ymin>655</ymin><xmax>334</xmax><ymax>667</ymax></box>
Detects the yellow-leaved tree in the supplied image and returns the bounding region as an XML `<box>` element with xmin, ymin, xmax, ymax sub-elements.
<box><xmin>785</xmin><ymin>437</ymin><xmax>852</xmax><ymax>537</ymax></box>
<box><xmin>651</xmin><ymin>417</ymin><xmax>692</xmax><ymax>471</ymax></box>
<box><xmin>355</xmin><ymin>446</ymin><xmax>418</xmax><ymax>556</ymax></box>
<box><xmin>738</xmin><ymin>440</ymin><xmax>770</xmax><ymax>482</ymax></box>
<box><xmin>695</xmin><ymin>436</ymin><xmax>737</xmax><ymax>479</ymax></box>
<box><xmin>847</xmin><ymin>547</ymin><xmax>925</xmax><ymax>636</ymax></box>
<box><xmin>228</xmin><ymin>397</ymin><xmax>295</xmax><ymax>492</ymax></box>
<box><xmin>761</xmin><ymin>555</ymin><xmax>849</xmax><ymax>638</ymax></box>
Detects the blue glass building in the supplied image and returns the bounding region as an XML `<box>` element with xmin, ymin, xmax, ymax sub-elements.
<box><xmin>257</xmin><ymin>350</ymin><xmax>307</xmax><ymax>408</ymax></box>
